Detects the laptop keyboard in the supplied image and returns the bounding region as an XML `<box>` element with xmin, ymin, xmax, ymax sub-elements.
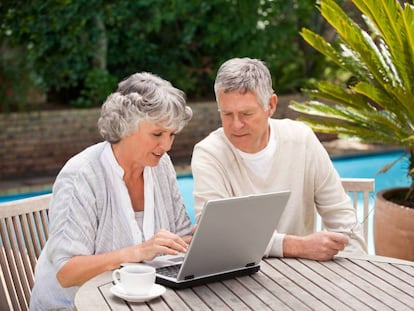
<box><xmin>156</xmin><ymin>264</ymin><xmax>182</xmax><ymax>278</ymax></box>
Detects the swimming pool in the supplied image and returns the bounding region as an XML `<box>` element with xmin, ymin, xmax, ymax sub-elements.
<box><xmin>1</xmin><ymin>151</ymin><xmax>410</xmax><ymax>201</ymax></box>
<box><xmin>180</xmin><ymin>150</ymin><xmax>411</xmax><ymax>255</ymax></box>
<box><xmin>179</xmin><ymin>150</ymin><xmax>411</xmax><ymax>224</ymax></box>
<box><xmin>1</xmin><ymin>150</ymin><xmax>410</xmax><ymax>226</ymax></box>
<box><xmin>0</xmin><ymin>189</ymin><xmax>51</xmax><ymax>204</ymax></box>
<box><xmin>333</xmin><ymin>150</ymin><xmax>410</xmax><ymax>191</ymax></box>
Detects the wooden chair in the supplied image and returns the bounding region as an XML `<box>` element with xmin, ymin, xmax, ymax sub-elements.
<box><xmin>340</xmin><ymin>178</ymin><xmax>375</xmax><ymax>243</ymax></box>
<box><xmin>316</xmin><ymin>178</ymin><xmax>375</xmax><ymax>246</ymax></box>
<box><xmin>0</xmin><ymin>193</ymin><xmax>51</xmax><ymax>311</ymax></box>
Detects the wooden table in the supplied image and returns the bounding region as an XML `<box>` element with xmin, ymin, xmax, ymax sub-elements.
<box><xmin>75</xmin><ymin>255</ymin><xmax>414</xmax><ymax>310</ymax></box>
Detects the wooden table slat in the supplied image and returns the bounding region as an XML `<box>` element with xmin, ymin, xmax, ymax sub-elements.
<box><xmin>174</xmin><ymin>287</ymin><xmax>211</xmax><ymax>310</ymax></box>
<box><xmin>235</xmin><ymin>274</ymin><xmax>292</xmax><ymax>311</ymax></box>
<box><xmin>251</xmin><ymin>266</ymin><xmax>310</xmax><ymax>310</ymax></box>
<box><xmin>130</xmin><ymin>297</ymin><xmax>169</xmax><ymax>311</ymax></box>
<box><xmin>204</xmin><ymin>281</ymin><xmax>252</xmax><ymax>311</ymax></box>
<box><xmin>343</xmin><ymin>260</ymin><xmax>414</xmax><ymax>310</ymax></box>
<box><xmin>74</xmin><ymin>257</ymin><xmax>414</xmax><ymax>311</ymax></box>
<box><xmin>220</xmin><ymin>277</ymin><xmax>273</xmax><ymax>311</ymax></box>
<box><xmin>298</xmin><ymin>258</ymin><xmax>391</xmax><ymax>311</ymax></box>
<box><xmin>75</xmin><ymin>274</ymin><xmax>112</xmax><ymax>311</ymax></box>
<box><xmin>356</xmin><ymin>259</ymin><xmax>414</xmax><ymax>294</ymax></box>
<box><xmin>158</xmin><ymin>288</ymin><xmax>193</xmax><ymax>311</ymax></box>
<box><xmin>321</xmin><ymin>259</ymin><xmax>406</xmax><ymax>310</ymax></box>
<box><xmin>261</xmin><ymin>260</ymin><xmax>332</xmax><ymax>311</ymax></box>
<box><xmin>392</xmin><ymin>263</ymin><xmax>414</xmax><ymax>277</ymax></box>
<box><xmin>269</xmin><ymin>258</ymin><xmax>353</xmax><ymax>310</ymax></box>
<box><xmin>372</xmin><ymin>261</ymin><xmax>414</xmax><ymax>281</ymax></box>
<box><xmin>336</xmin><ymin>258</ymin><xmax>414</xmax><ymax>311</ymax></box>
<box><xmin>285</xmin><ymin>258</ymin><xmax>373</xmax><ymax>311</ymax></box>
<box><xmin>99</xmin><ymin>282</ymin><xmax>132</xmax><ymax>311</ymax></box>
<box><xmin>192</xmin><ymin>285</ymin><xmax>233</xmax><ymax>310</ymax></box>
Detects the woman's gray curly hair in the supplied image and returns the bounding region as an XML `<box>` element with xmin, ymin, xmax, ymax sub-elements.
<box><xmin>98</xmin><ymin>72</ymin><xmax>192</xmax><ymax>143</ymax></box>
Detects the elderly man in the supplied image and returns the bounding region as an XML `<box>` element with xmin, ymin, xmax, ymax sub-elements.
<box><xmin>191</xmin><ymin>57</ymin><xmax>367</xmax><ymax>260</ymax></box>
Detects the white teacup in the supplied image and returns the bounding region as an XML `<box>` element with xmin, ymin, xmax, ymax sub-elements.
<box><xmin>112</xmin><ymin>264</ymin><xmax>156</xmax><ymax>296</ymax></box>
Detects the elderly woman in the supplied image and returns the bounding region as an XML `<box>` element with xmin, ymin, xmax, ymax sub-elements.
<box><xmin>30</xmin><ymin>72</ymin><xmax>193</xmax><ymax>310</ymax></box>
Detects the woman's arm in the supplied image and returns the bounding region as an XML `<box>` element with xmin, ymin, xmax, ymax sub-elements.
<box><xmin>57</xmin><ymin>229</ymin><xmax>189</xmax><ymax>287</ymax></box>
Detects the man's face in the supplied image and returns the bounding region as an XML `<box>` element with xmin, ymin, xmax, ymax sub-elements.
<box><xmin>217</xmin><ymin>91</ymin><xmax>276</xmax><ymax>153</ymax></box>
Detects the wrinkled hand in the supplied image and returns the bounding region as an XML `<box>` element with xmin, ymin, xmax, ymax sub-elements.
<box><xmin>133</xmin><ymin>229</ymin><xmax>189</xmax><ymax>262</ymax></box>
<box><xmin>285</xmin><ymin>232</ymin><xmax>350</xmax><ymax>261</ymax></box>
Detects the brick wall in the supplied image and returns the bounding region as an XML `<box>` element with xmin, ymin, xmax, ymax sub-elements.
<box><xmin>0</xmin><ymin>102</ymin><xmax>222</xmax><ymax>180</ymax></box>
<box><xmin>1</xmin><ymin>109</ymin><xmax>102</xmax><ymax>179</ymax></box>
<box><xmin>1</xmin><ymin>95</ymin><xmax>327</xmax><ymax>181</ymax></box>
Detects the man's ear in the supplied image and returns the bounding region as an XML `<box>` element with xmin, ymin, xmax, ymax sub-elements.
<box><xmin>268</xmin><ymin>94</ymin><xmax>278</xmax><ymax>116</ymax></box>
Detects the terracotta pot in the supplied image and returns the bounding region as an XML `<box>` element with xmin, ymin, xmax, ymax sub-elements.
<box><xmin>374</xmin><ymin>188</ymin><xmax>414</xmax><ymax>261</ymax></box>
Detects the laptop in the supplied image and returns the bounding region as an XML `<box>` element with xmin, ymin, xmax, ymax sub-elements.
<box><xmin>144</xmin><ymin>190</ymin><xmax>290</xmax><ymax>289</ymax></box>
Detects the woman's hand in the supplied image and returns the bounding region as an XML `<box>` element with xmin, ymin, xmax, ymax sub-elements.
<box><xmin>181</xmin><ymin>224</ymin><xmax>197</xmax><ymax>244</ymax></box>
<box><xmin>57</xmin><ymin>229</ymin><xmax>190</xmax><ymax>288</ymax></box>
<box><xmin>132</xmin><ymin>229</ymin><xmax>189</xmax><ymax>262</ymax></box>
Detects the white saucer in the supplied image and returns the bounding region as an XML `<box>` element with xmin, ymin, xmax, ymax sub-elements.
<box><xmin>110</xmin><ymin>284</ymin><xmax>166</xmax><ymax>303</ymax></box>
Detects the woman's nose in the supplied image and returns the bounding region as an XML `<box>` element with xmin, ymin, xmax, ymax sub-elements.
<box><xmin>160</xmin><ymin>135</ymin><xmax>174</xmax><ymax>151</ymax></box>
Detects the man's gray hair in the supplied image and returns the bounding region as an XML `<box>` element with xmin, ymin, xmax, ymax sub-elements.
<box><xmin>214</xmin><ymin>57</ymin><xmax>274</xmax><ymax>110</ymax></box>
<box><xmin>98</xmin><ymin>72</ymin><xmax>192</xmax><ymax>143</ymax></box>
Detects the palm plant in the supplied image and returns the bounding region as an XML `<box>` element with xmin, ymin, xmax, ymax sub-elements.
<box><xmin>289</xmin><ymin>0</ymin><xmax>414</xmax><ymax>207</ymax></box>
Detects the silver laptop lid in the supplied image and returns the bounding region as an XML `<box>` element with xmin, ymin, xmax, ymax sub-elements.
<box><xmin>177</xmin><ymin>191</ymin><xmax>291</xmax><ymax>281</ymax></box>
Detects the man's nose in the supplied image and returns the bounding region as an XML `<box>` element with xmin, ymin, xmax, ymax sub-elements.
<box><xmin>231</xmin><ymin>115</ymin><xmax>244</xmax><ymax>129</ymax></box>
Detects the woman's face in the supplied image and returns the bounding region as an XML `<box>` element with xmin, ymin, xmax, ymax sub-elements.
<box><xmin>115</xmin><ymin>120</ymin><xmax>176</xmax><ymax>169</ymax></box>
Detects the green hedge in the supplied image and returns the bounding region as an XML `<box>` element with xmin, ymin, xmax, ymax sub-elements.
<box><xmin>0</xmin><ymin>0</ymin><xmax>331</xmax><ymax>110</ymax></box>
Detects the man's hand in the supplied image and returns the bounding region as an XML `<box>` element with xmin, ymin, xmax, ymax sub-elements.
<box><xmin>283</xmin><ymin>232</ymin><xmax>350</xmax><ymax>261</ymax></box>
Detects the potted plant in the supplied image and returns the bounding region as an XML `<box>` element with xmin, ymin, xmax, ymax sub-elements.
<box><xmin>289</xmin><ymin>0</ymin><xmax>414</xmax><ymax>260</ymax></box>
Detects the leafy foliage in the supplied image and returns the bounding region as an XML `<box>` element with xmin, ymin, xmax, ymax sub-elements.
<box><xmin>71</xmin><ymin>69</ymin><xmax>117</xmax><ymax>108</ymax></box>
<box><xmin>0</xmin><ymin>45</ymin><xmax>33</xmax><ymax>112</ymax></box>
<box><xmin>289</xmin><ymin>0</ymin><xmax>414</xmax><ymax>204</ymax></box>
<box><xmin>0</xmin><ymin>0</ymin><xmax>324</xmax><ymax>109</ymax></box>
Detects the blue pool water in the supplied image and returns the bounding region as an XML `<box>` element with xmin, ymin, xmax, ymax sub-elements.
<box><xmin>180</xmin><ymin>150</ymin><xmax>411</xmax><ymax>224</ymax></box>
<box><xmin>333</xmin><ymin>150</ymin><xmax>410</xmax><ymax>192</ymax></box>
<box><xmin>0</xmin><ymin>189</ymin><xmax>51</xmax><ymax>204</ymax></box>
<box><xmin>334</xmin><ymin>150</ymin><xmax>410</xmax><ymax>254</ymax></box>
<box><xmin>2</xmin><ymin>150</ymin><xmax>409</xmax><ymax>255</ymax></box>
<box><xmin>180</xmin><ymin>150</ymin><xmax>412</xmax><ymax>255</ymax></box>
<box><xmin>2</xmin><ymin>150</ymin><xmax>410</xmax><ymax>225</ymax></box>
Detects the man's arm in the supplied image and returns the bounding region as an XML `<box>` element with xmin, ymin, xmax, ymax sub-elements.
<box><xmin>283</xmin><ymin>232</ymin><xmax>349</xmax><ymax>261</ymax></box>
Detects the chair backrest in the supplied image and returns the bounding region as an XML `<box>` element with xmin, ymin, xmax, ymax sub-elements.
<box><xmin>341</xmin><ymin>178</ymin><xmax>375</xmax><ymax>244</ymax></box>
<box><xmin>317</xmin><ymin>178</ymin><xmax>375</xmax><ymax>247</ymax></box>
<box><xmin>0</xmin><ymin>193</ymin><xmax>51</xmax><ymax>311</ymax></box>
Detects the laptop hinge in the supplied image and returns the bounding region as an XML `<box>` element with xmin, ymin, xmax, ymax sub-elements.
<box><xmin>245</xmin><ymin>262</ymin><xmax>255</xmax><ymax>267</ymax></box>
